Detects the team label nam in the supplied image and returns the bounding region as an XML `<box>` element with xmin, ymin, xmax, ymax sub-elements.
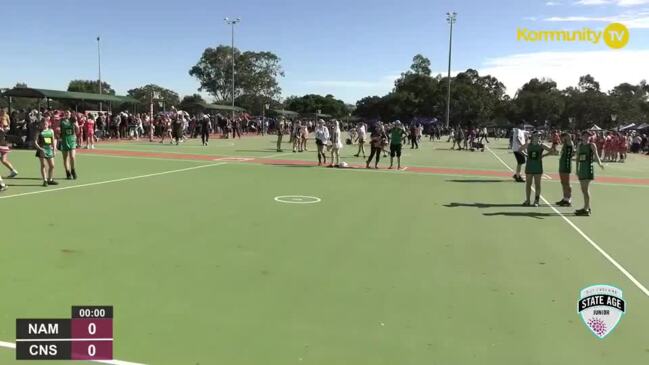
<box><xmin>28</xmin><ymin>323</ymin><xmax>59</xmax><ymax>335</ymax></box>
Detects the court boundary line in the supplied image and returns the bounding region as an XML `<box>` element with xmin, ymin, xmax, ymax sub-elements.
<box><xmin>0</xmin><ymin>163</ymin><xmax>226</xmax><ymax>201</ymax></box>
<box><xmin>486</xmin><ymin>146</ymin><xmax>649</xmax><ymax>298</ymax></box>
<box><xmin>0</xmin><ymin>340</ymin><xmax>145</xmax><ymax>365</ymax></box>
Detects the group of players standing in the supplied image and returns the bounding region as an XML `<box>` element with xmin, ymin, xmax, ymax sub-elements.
<box><xmin>0</xmin><ymin>110</ymin><xmax>82</xmax><ymax>192</ymax></box>
<box><xmin>511</xmin><ymin>124</ymin><xmax>605</xmax><ymax>216</ymax></box>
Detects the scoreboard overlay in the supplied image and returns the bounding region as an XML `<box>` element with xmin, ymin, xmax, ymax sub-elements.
<box><xmin>16</xmin><ymin>306</ymin><xmax>113</xmax><ymax>361</ymax></box>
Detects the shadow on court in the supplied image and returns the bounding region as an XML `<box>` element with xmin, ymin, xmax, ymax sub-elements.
<box><xmin>445</xmin><ymin>202</ymin><xmax>542</xmax><ymax>208</ymax></box>
<box><xmin>483</xmin><ymin>212</ymin><xmax>563</xmax><ymax>220</ymax></box>
<box><xmin>446</xmin><ymin>179</ymin><xmax>505</xmax><ymax>183</ymax></box>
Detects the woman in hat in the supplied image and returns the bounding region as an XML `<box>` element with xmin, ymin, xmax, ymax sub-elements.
<box><xmin>314</xmin><ymin>120</ymin><xmax>329</xmax><ymax>166</ymax></box>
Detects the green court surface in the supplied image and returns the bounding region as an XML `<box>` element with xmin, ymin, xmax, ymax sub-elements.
<box><xmin>1</xmin><ymin>136</ymin><xmax>648</xmax><ymax>364</ymax></box>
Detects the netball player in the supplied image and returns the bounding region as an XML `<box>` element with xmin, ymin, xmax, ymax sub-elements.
<box><xmin>575</xmin><ymin>131</ymin><xmax>604</xmax><ymax>216</ymax></box>
<box><xmin>59</xmin><ymin>111</ymin><xmax>79</xmax><ymax>180</ymax></box>
<box><xmin>519</xmin><ymin>133</ymin><xmax>553</xmax><ymax>207</ymax></box>
<box><xmin>555</xmin><ymin>132</ymin><xmax>574</xmax><ymax>207</ymax></box>
<box><xmin>34</xmin><ymin>118</ymin><xmax>58</xmax><ymax>186</ymax></box>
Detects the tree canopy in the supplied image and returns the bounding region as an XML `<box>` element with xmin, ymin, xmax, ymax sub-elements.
<box><xmin>127</xmin><ymin>84</ymin><xmax>180</xmax><ymax>108</ymax></box>
<box><xmin>67</xmin><ymin>80</ymin><xmax>115</xmax><ymax>95</ymax></box>
<box><xmin>189</xmin><ymin>45</ymin><xmax>284</xmax><ymax>103</ymax></box>
<box><xmin>284</xmin><ymin>94</ymin><xmax>348</xmax><ymax>117</ymax></box>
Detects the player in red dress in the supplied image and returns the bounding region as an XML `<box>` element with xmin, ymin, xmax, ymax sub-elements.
<box><xmin>619</xmin><ymin>132</ymin><xmax>628</xmax><ymax>163</ymax></box>
<box><xmin>76</xmin><ymin>112</ymin><xmax>86</xmax><ymax>147</ymax></box>
<box><xmin>84</xmin><ymin>114</ymin><xmax>96</xmax><ymax>149</ymax></box>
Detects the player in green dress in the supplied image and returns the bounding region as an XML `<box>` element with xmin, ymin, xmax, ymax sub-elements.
<box><xmin>59</xmin><ymin>111</ymin><xmax>79</xmax><ymax>180</ymax></box>
<box><xmin>519</xmin><ymin>132</ymin><xmax>553</xmax><ymax>207</ymax></box>
<box><xmin>555</xmin><ymin>132</ymin><xmax>574</xmax><ymax>207</ymax></box>
<box><xmin>575</xmin><ymin>131</ymin><xmax>604</xmax><ymax>216</ymax></box>
<box><xmin>34</xmin><ymin>118</ymin><xmax>59</xmax><ymax>187</ymax></box>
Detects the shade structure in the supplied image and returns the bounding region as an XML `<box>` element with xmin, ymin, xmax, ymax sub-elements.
<box><xmin>2</xmin><ymin>87</ymin><xmax>138</xmax><ymax>104</ymax></box>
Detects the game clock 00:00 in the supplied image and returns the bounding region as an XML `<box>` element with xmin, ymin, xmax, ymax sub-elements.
<box><xmin>16</xmin><ymin>306</ymin><xmax>113</xmax><ymax>361</ymax></box>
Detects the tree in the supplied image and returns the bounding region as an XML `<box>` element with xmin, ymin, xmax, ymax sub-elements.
<box><xmin>67</xmin><ymin>80</ymin><xmax>115</xmax><ymax>95</ymax></box>
<box><xmin>563</xmin><ymin>75</ymin><xmax>610</xmax><ymax>129</ymax></box>
<box><xmin>284</xmin><ymin>94</ymin><xmax>347</xmax><ymax>117</ymax></box>
<box><xmin>179</xmin><ymin>94</ymin><xmax>206</xmax><ymax>114</ymax></box>
<box><xmin>127</xmin><ymin>84</ymin><xmax>180</xmax><ymax>109</ymax></box>
<box><xmin>447</xmin><ymin>69</ymin><xmax>507</xmax><ymax>125</ymax></box>
<box><xmin>189</xmin><ymin>45</ymin><xmax>284</xmax><ymax>103</ymax></box>
<box><xmin>409</xmin><ymin>54</ymin><xmax>432</xmax><ymax>76</ymax></box>
<box><xmin>235</xmin><ymin>94</ymin><xmax>276</xmax><ymax>115</ymax></box>
<box><xmin>512</xmin><ymin>78</ymin><xmax>565</xmax><ymax>127</ymax></box>
<box><xmin>354</xmin><ymin>96</ymin><xmax>384</xmax><ymax>119</ymax></box>
<box><xmin>608</xmin><ymin>82</ymin><xmax>648</xmax><ymax>124</ymax></box>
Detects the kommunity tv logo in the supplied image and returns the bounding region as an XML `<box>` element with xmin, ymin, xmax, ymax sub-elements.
<box><xmin>517</xmin><ymin>22</ymin><xmax>630</xmax><ymax>49</ymax></box>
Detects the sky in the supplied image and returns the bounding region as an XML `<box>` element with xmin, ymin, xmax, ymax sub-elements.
<box><xmin>2</xmin><ymin>0</ymin><xmax>648</xmax><ymax>104</ymax></box>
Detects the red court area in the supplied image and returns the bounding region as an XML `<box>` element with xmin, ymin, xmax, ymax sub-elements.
<box><xmin>79</xmin><ymin>148</ymin><xmax>649</xmax><ymax>186</ymax></box>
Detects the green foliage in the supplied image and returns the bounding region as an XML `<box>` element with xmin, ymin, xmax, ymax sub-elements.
<box><xmin>67</xmin><ymin>80</ymin><xmax>115</xmax><ymax>95</ymax></box>
<box><xmin>179</xmin><ymin>94</ymin><xmax>207</xmax><ymax>114</ymax></box>
<box><xmin>284</xmin><ymin>94</ymin><xmax>347</xmax><ymax>118</ymax></box>
<box><xmin>511</xmin><ymin>78</ymin><xmax>565</xmax><ymax>128</ymax></box>
<box><xmin>189</xmin><ymin>45</ymin><xmax>284</xmax><ymax>103</ymax></box>
<box><xmin>127</xmin><ymin>84</ymin><xmax>180</xmax><ymax>108</ymax></box>
<box><xmin>352</xmin><ymin>55</ymin><xmax>649</xmax><ymax>128</ymax></box>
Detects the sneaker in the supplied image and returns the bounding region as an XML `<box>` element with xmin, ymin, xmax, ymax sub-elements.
<box><xmin>533</xmin><ymin>200</ymin><xmax>540</xmax><ymax>207</ymax></box>
<box><xmin>0</xmin><ymin>184</ymin><xmax>7</xmax><ymax>192</ymax></box>
<box><xmin>42</xmin><ymin>180</ymin><xmax>48</xmax><ymax>187</ymax></box>
<box><xmin>91</xmin><ymin>145</ymin><xmax>95</xmax><ymax>149</ymax></box>
<box><xmin>575</xmin><ymin>209</ymin><xmax>591</xmax><ymax>216</ymax></box>
<box><xmin>47</xmin><ymin>180</ymin><xmax>59</xmax><ymax>186</ymax></box>
<box><xmin>7</xmin><ymin>170</ymin><xmax>18</xmax><ymax>178</ymax></box>
<box><xmin>66</xmin><ymin>171</ymin><xmax>72</xmax><ymax>180</ymax></box>
<box><xmin>522</xmin><ymin>201</ymin><xmax>531</xmax><ymax>207</ymax></box>
<box><xmin>71</xmin><ymin>170</ymin><xmax>77</xmax><ymax>180</ymax></box>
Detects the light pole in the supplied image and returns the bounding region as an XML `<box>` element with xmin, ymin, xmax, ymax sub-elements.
<box><xmin>225</xmin><ymin>17</ymin><xmax>241</xmax><ymax>122</ymax></box>
<box><xmin>97</xmin><ymin>36</ymin><xmax>102</xmax><ymax>112</ymax></box>
<box><xmin>445</xmin><ymin>12</ymin><xmax>457</xmax><ymax>129</ymax></box>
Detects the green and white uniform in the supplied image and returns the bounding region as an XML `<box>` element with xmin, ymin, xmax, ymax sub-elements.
<box><xmin>37</xmin><ymin>129</ymin><xmax>55</xmax><ymax>159</ymax></box>
<box><xmin>60</xmin><ymin>119</ymin><xmax>77</xmax><ymax>151</ymax></box>
<box><xmin>559</xmin><ymin>144</ymin><xmax>573</xmax><ymax>174</ymax></box>
<box><xmin>576</xmin><ymin>143</ymin><xmax>594</xmax><ymax>181</ymax></box>
<box><xmin>525</xmin><ymin>144</ymin><xmax>543</xmax><ymax>175</ymax></box>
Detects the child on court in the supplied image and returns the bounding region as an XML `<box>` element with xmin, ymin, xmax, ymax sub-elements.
<box><xmin>519</xmin><ymin>132</ymin><xmax>553</xmax><ymax>207</ymax></box>
<box><xmin>575</xmin><ymin>131</ymin><xmax>604</xmax><ymax>216</ymax></box>
<box><xmin>555</xmin><ymin>132</ymin><xmax>574</xmax><ymax>207</ymax></box>
<box><xmin>34</xmin><ymin>118</ymin><xmax>59</xmax><ymax>187</ymax></box>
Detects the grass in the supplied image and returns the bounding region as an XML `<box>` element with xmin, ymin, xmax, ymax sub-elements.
<box><xmin>1</xmin><ymin>135</ymin><xmax>648</xmax><ymax>364</ymax></box>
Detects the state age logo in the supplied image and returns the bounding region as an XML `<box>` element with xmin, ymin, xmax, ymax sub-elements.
<box><xmin>578</xmin><ymin>285</ymin><xmax>626</xmax><ymax>339</ymax></box>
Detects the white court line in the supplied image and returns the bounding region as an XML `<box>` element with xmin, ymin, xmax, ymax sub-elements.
<box><xmin>0</xmin><ymin>163</ymin><xmax>226</xmax><ymax>201</ymax></box>
<box><xmin>81</xmin><ymin>153</ymin><xmax>208</xmax><ymax>164</ymax></box>
<box><xmin>486</xmin><ymin>146</ymin><xmax>649</xmax><ymax>298</ymax></box>
<box><xmin>0</xmin><ymin>340</ymin><xmax>146</xmax><ymax>365</ymax></box>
